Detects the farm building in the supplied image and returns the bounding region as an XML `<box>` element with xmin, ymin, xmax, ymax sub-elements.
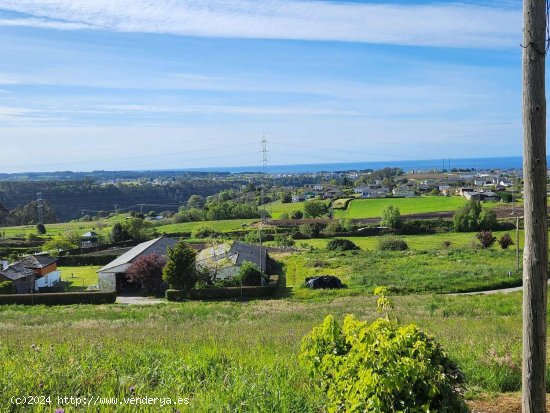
<box><xmin>81</xmin><ymin>231</ymin><xmax>100</xmax><ymax>248</ymax></box>
<box><xmin>98</xmin><ymin>237</ymin><xmax>180</xmax><ymax>292</ymax></box>
<box><xmin>197</xmin><ymin>242</ymin><xmax>270</xmax><ymax>282</ymax></box>
<box><xmin>0</xmin><ymin>255</ymin><xmax>60</xmax><ymax>293</ymax></box>
<box><xmin>0</xmin><ymin>263</ymin><xmax>36</xmax><ymax>294</ymax></box>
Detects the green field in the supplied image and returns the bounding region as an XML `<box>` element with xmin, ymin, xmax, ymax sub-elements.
<box><xmin>280</xmin><ymin>246</ymin><xmax>521</xmax><ymax>297</ymax></box>
<box><xmin>264</xmin><ymin>200</ymin><xmax>305</xmax><ymax>219</ymax></box>
<box><xmin>0</xmin><ymin>293</ymin><xmax>542</xmax><ymax>412</ymax></box>
<box><xmin>156</xmin><ymin>218</ymin><xmax>258</xmax><ymax>234</ymax></box>
<box><xmin>59</xmin><ymin>266</ymin><xmax>101</xmax><ymax>291</ymax></box>
<box><xmin>298</xmin><ymin>230</ymin><xmax>524</xmax><ymax>251</ymax></box>
<box><xmin>335</xmin><ymin>196</ymin><xmax>467</xmax><ymax>219</ymax></box>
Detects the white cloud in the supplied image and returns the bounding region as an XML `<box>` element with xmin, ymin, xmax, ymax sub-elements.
<box><xmin>96</xmin><ymin>103</ymin><xmax>357</xmax><ymax>116</ymax></box>
<box><xmin>0</xmin><ymin>0</ymin><xmax>520</xmax><ymax>48</ymax></box>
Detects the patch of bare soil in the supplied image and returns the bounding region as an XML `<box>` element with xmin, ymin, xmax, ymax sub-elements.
<box><xmin>468</xmin><ymin>393</ymin><xmax>550</xmax><ymax>413</ymax></box>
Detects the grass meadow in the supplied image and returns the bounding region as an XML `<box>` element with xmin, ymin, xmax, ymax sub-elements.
<box><xmin>0</xmin><ymin>293</ymin><xmax>542</xmax><ymax>412</ymax></box>
<box><xmin>156</xmin><ymin>218</ymin><xmax>258</xmax><ymax>234</ymax></box>
<box><xmin>59</xmin><ymin>266</ymin><xmax>101</xmax><ymax>291</ymax></box>
<box><xmin>335</xmin><ymin>196</ymin><xmax>467</xmax><ymax>219</ymax></box>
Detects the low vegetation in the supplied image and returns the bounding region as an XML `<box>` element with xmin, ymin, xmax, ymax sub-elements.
<box><xmin>0</xmin><ymin>293</ymin><xmax>543</xmax><ymax>411</ymax></box>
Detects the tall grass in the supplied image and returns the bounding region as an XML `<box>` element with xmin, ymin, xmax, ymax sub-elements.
<box><xmin>0</xmin><ymin>294</ymin><xmax>546</xmax><ymax>412</ymax></box>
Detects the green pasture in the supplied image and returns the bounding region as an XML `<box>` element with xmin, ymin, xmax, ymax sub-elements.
<box><xmin>298</xmin><ymin>230</ymin><xmax>524</xmax><ymax>251</ymax></box>
<box><xmin>59</xmin><ymin>266</ymin><xmax>100</xmax><ymax>291</ymax></box>
<box><xmin>156</xmin><ymin>218</ymin><xmax>258</xmax><ymax>234</ymax></box>
<box><xmin>335</xmin><ymin>196</ymin><xmax>467</xmax><ymax>219</ymax></box>
<box><xmin>0</xmin><ymin>293</ymin><xmax>544</xmax><ymax>412</ymax></box>
<box><xmin>264</xmin><ymin>200</ymin><xmax>304</xmax><ymax>219</ymax></box>
<box><xmin>280</xmin><ymin>246</ymin><xmax>521</xmax><ymax>298</ymax></box>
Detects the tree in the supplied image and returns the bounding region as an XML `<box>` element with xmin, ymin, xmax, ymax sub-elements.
<box><xmin>110</xmin><ymin>222</ymin><xmax>127</xmax><ymax>243</ymax></box>
<box><xmin>303</xmin><ymin>200</ymin><xmax>329</xmax><ymax>218</ymax></box>
<box><xmin>479</xmin><ymin>208</ymin><xmax>497</xmax><ymax>230</ymax></box>
<box><xmin>163</xmin><ymin>240</ymin><xmax>197</xmax><ymax>290</ymax></box>
<box><xmin>187</xmin><ymin>195</ymin><xmax>205</xmax><ymax>209</ymax></box>
<box><xmin>36</xmin><ymin>223</ymin><xmax>46</xmax><ymax>235</ymax></box>
<box><xmin>281</xmin><ymin>192</ymin><xmax>292</xmax><ymax>203</ymax></box>
<box><xmin>380</xmin><ymin>206</ymin><xmax>402</xmax><ymax>229</ymax></box>
<box><xmin>126</xmin><ymin>253</ymin><xmax>166</xmax><ymax>295</ymax></box>
<box><xmin>452</xmin><ymin>200</ymin><xmax>496</xmax><ymax>232</ymax></box>
<box><xmin>122</xmin><ymin>217</ymin><xmax>154</xmax><ymax>241</ymax></box>
<box><xmin>42</xmin><ymin>231</ymin><xmax>81</xmax><ymax>252</ymax></box>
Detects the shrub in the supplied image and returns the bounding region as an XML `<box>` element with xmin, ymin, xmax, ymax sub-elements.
<box><xmin>324</xmin><ymin>220</ymin><xmax>344</xmax><ymax>235</ymax></box>
<box><xmin>26</xmin><ymin>232</ymin><xmax>40</xmax><ymax>242</ymax></box>
<box><xmin>238</xmin><ymin>261</ymin><xmax>263</xmax><ymax>286</ymax></box>
<box><xmin>498</xmin><ymin>233</ymin><xmax>514</xmax><ymax>249</ymax></box>
<box><xmin>36</xmin><ymin>223</ymin><xmax>46</xmax><ymax>235</ymax></box>
<box><xmin>166</xmin><ymin>285</ymin><xmax>276</xmax><ymax>301</ymax></box>
<box><xmin>326</xmin><ymin>239</ymin><xmax>359</xmax><ymax>251</ymax></box>
<box><xmin>378</xmin><ymin>237</ymin><xmax>409</xmax><ymax>251</ymax></box>
<box><xmin>43</xmin><ymin>231</ymin><xmax>81</xmax><ymax>252</ymax></box>
<box><xmin>300</xmin><ymin>315</ymin><xmax>466</xmax><ymax>413</ymax></box>
<box><xmin>192</xmin><ymin>226</ymin><xmax>216</xmax><ymax>239</ymax></box>
<box><xmin>162</xmin><ymin>240</ymin><xmax>197</xmax><ymax>290</ymax></box>
<box><xmin>0</xmin><ymin>281</ymin><xmax>14</xmax><ymax>294</ymax></box>
<box><xmin>279</xmin><ymin>213</ymin><xmax>289</xmax><ymax>220</ymax></box>
<box><xmin>476</xmin><ymin>230</ymin><xmax>496</xmax><ymax>249</ymax></box>
<box><xmin>299</xmin><ymin>223</ymin><xmax>326</xmax><ymax>238</ymax></box>
<box><xmin>289</xmin><ymin>210</ymin><xmax>304</xmax><ymax>220</ymax></box>
<box><xmin>380</xmin><ymin>205</ymin><xmax>402</xmax><ymax>229</ymax></box>
<box><xmin>273</xmin><ymin>234</ymin><xmax>295</xmax><ymax>247</ymax></box>
<box><xmin>442</xmin><ymin>240</ymin><xmax>452</xmax><ymax>249</ymax></box>
<box><xmin>57</xmin><ymin>255</ymin><xmax>118</xmax><ymax>266</ymax></box>
<box><xmin>126</xmin><ymin>253</ymin><xmax>166</xmax><ymax>295</ymax></box>
<box><xmin>0</xmin><ymin>291</ymin><xmax>116</xmax><ymax>305</ymax></box>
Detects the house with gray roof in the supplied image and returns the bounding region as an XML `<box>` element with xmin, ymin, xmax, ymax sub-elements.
<box><xmin>98</xmin><ymin>237</ymin><xmax>181</xmax><ymax>292</ymax></box>
<box><xmin>197</xmin><ymin>241</ymin><xmax>270</xmax><ymax>282</ymax></box>
<box><xmin>0</xmin><ymin>255</ymin><xmax>60</xmax><ymax>293</ymax></box>
<box><xmin>0</xmin><ymin>263</ymin><xmax>36</xmax><ymax>294</ymax></box>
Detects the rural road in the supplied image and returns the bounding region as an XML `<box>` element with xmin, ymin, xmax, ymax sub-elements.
<box><xmin>450</xmin><ymin>280</ymin><xmax>550</xmax><ymax>296</ymax></box>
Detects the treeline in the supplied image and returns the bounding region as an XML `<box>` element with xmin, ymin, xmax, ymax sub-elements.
<box><xmin>0</xmin><ymin>200</ymin><xmax>57</xmax><ymax>226</ymax></box>
<box><xmin>0</xmin><ymin>179</ymin><xmax>244</xmax><ymax>223</ymax></box>
<box><xmin>0</xmin><ymin>170</ymin><xmax>230</xmax><ymax>182</ymax></box>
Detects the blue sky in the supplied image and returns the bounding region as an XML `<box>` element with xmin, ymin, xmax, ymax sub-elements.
<box><xmin>0</xmin><ymin>0</ymin><xmax>524</xmax><ymax>172</ymax></box>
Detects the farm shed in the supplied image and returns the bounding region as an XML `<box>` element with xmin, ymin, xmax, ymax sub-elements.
<box><xmin>0</xmin><ymin>263</ymin><xmax>36</xmax><ymax>294</ymax></box>
<box><xmin>98</xmin><ymin>237</ymin><xmax>180</xmax><ymax>292</ymax></box>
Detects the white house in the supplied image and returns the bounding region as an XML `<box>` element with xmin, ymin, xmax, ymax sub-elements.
<box><xmin>392</xmin><ymin>186</ymin><xmax>416</xmax><ymax>198</ymax></box>
<box><xmin>1</xmin><ymin>255</ymin><xmax>61</xmax><ymax>291</ymax></box>
<box><xmin>355</xmin><ymin>186</ymin><xmax>389</xmax><ymax>198</ymax></box>
<box><xmin>98</xmin><ymin>237</ymin><xmax>180</xmax><ymax>292</ymax></box>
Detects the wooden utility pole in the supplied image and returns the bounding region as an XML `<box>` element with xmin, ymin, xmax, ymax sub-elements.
<box><xmin>522</xmin><ymin>0</ymin><xmax>548</xmax><ymax>411</ymax></box>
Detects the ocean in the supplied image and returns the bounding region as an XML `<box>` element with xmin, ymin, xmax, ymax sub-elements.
<box><xmin>193</xmin><ymin>156</ymin><xmax>526</xmax><ymax>174</ymax></box>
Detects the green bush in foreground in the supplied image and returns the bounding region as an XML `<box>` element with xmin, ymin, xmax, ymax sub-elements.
<box><xmin>378</xmin><ymin>237</ymin><xmax>409</xmax><ymax>251</ymax></box>
<box><xmin>300</xmin><ymin>315</ymin><xmax>467</xmax><ymax>413</ymax></box>
<box><xmin>326</xmin><ymin>239</ymin><xmax>359</xmax><ymax>251</ymax></box>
